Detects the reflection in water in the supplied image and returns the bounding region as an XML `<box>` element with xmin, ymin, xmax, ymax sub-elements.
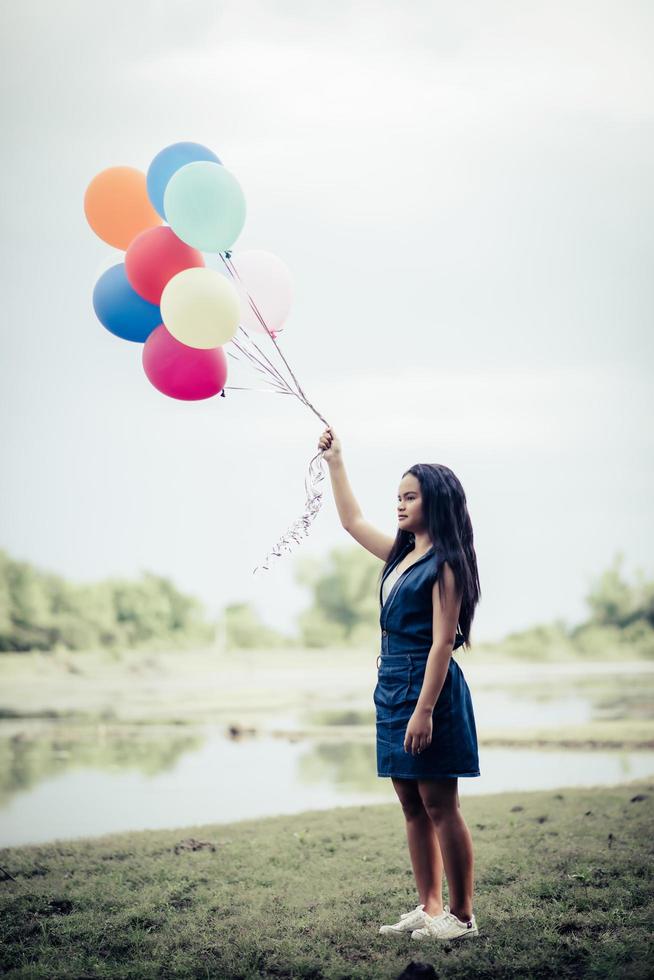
<box><xmin>297</xmin><ymin>741</ymin><xmax>380</xmax><ymax>793</ymax></box>
<box><xmin>470</xmin><ymin>673</ymin><xmax>654</xmax><ymax>726</ymax></box>
<box><xmin>0</xmin><ymin>725</ymin><xmax>203</xmax><ymax>804</ymax></box>
<box><xmin>471</xmin><ymin>690</ymin><xmax>593</xmax><ymax>728</ymax></box>
<box><xmin>303</xmin><ymin>671</ymin><xmax>654</xmax><ymax>733</ymax></box>
<box><xmin>301</xmin><ymin>708</ymin><xmax>375</xmax><ymax>728</ymax></box>
<box><xmin>301</xmin><ymin>679</ymin><xmax>654</xmax><ymax>733</ymax></box>
<box><xmin>294</xmin><ymin>739</ymin><xmax>654</xmax><ymax>798</ymax></box>
<box><xmin>303</xmin><ymin>691</ymin><xmax>595</xmax><ymax>732</ymax></box>
<box><xmin>1</xmin><ymin>723</ymin><xmax>653</xmax><ymax>849</ymax></box>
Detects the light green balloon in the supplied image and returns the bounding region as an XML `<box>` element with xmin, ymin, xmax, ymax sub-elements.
<box><xmin>163</xmin><ymin>161</ymin><xmax>246</xmax><ymax>252</ymax></box>
<box><xmin>160</xmin><ymin>267</ymin><xmax>240</xmax><ymax>349</ymax></box>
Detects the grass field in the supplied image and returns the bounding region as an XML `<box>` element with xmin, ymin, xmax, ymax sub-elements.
<box><xmin>0</xmin><ymin>779</ymin><xmax>652</xmax><ymax>979</ymax></box>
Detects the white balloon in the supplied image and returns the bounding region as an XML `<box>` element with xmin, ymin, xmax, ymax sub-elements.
<box><xmin>228</xmin><ymin>250</ymin><xmax>293</xmax><ymax>337</ymax></box>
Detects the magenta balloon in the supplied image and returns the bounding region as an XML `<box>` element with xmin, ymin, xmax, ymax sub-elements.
<box><xmin>142</xmin><ymin>324</ymin><xmax>227</xmax><ymax>400</ymax></box>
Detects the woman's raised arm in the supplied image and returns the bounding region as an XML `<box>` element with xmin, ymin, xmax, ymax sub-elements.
<box><xmin>318</xmin><ymin>427</ymin><xmax>395</xmax><ymax>561</ymax></box>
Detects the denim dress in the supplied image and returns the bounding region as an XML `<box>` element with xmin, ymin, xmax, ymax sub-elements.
<box><xmin>373</xmin><ymin>542</ymin><xmax>481</xmax><ymax>779</ymax></box>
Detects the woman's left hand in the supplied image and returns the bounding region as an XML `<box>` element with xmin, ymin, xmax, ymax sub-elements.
<box><xmin>403</xmin><ymin>708</ymin><xmax>433</xmax><ymax>755</ymax></box>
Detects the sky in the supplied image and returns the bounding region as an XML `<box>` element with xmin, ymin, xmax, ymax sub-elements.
<box><xmin>1</xmin><ymin>0</ymin><xmax>653</xmax><ymax>643</ymax></box>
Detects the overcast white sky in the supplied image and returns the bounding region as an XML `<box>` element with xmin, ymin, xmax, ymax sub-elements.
<box><xmin>1</xmin><ymin>0</ymin><xmax>653</xmax><ymax>642</ymax></box>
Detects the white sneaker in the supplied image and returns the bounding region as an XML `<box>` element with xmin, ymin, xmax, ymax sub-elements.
<box><xmin>411</xmin><ymin>908</ymin><xmax>479</xmax><ymax>941</ymax></box>
<box><xmin>379</xmin><ymin>903</ymin><xmax>448</xmax><ymax>935</ymax></box>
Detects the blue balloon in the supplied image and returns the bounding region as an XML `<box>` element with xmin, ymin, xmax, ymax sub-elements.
<box><xmin>93</xmin><ymin>264</ymin><xmax>162</xmax><ymax>343</ymax></box>
<box><xmin>147</xmin><ymin>142</ymin><xmax>222</xmax><ymax>219</ymax></box>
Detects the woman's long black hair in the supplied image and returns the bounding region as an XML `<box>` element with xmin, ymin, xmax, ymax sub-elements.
<box><xmin>378</xmin><ymin>463</ymin><xmax>481</xmax><ymax>649</ymax></box>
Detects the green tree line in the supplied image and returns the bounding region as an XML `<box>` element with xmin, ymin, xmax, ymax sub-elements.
<box><xmin>291</xmin><ymin>547</ymin><xmax>654</xmax><ymax>658</ymax></box>
<box><xmin>0</xmin><ymin>550</ymin><xmax>215</xmax><ymax>652</ymax></box>
<box><xmin>1</xmin><ymin>546</ymin><xmax>652</xmax><ymax>656</ymax></box>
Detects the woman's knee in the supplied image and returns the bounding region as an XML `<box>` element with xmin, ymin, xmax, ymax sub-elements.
<box><xmin>421</xmin><ymin>800</ymin><xmax>455</xmax><ymax>825</ymax></box>
<box><xmin>417</xmin><ymin>779</ymin><xmax>458</xmax><ymax>824</ymax></box>
<box><xmin>391</xmin><ymin>778</ymin><xmax>425</xmax><ymax>820</ymax></box>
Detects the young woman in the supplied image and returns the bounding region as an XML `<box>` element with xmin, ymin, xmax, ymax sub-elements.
<box><xmin>317</xmin><ymin>425</ymin><xmax>481</xmax><ymax>942</ymax></box>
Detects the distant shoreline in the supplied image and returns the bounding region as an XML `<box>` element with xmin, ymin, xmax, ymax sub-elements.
<box><xmin>0</xmin><ymin>714</ymin><xmax>651</xmax><ymax>752</ymax></box>
<box><xmin>1</xmin><ymin>648</ymin><xmax>652</xmax><ymax>752</ymax></box>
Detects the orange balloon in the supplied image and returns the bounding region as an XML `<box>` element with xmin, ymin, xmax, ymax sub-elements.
<box><xmin>84</xmin><ymin>166</ymin><xmax>162</xmax><ymax>250</ymax></box>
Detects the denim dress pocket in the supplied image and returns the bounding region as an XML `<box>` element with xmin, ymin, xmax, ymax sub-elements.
<box><xmin>373</xmin><ymin>660</ymin><xmax>412</xmax><ymax>709</ymax></box>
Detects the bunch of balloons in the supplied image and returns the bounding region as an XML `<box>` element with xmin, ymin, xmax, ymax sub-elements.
<box><xmin>84</xmin><ymin>141</ymin><xmax>332</xmax><ymax>572</ymax></box>
<box><xmin>84</xmin><ymin>141</ymin><xmax>293</xmax><ymax>401</ymax></box>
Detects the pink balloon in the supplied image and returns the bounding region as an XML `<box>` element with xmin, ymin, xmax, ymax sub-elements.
<box><xmin>229</xmin><ymin>250</ymin><xmax>292</xmax><ymax>336</ymax></box>
<box><xmin>142</xmin><ymin>324</ymin><xmax>227</xmax><ymax>401</ymax></box>
<box><xmin>125</xmin><ymin>226</ymin><xmax>204</xmax><ymax>305</ymax></box>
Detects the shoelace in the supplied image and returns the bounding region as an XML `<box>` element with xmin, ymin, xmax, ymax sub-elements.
<box><xmin>400</xmin><ymin>905</ymin><xmax>424</xmax><ymax>919</ymax></box>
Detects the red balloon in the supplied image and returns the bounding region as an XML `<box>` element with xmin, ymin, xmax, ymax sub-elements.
<box><xmin>125</xmin><ymin>226</ymin><xmax>204</xmax><ymax>305</ymax></box>
<box><xmin>142</xmin><ymin>324</ymin><xmax>227</xmax><ymax>401</ymax></box>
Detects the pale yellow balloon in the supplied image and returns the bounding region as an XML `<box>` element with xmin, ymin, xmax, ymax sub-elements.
<box><xmin>160</xmin><ymin>267</ymin><xmax>240</xmax><ymax>349</ymax></box>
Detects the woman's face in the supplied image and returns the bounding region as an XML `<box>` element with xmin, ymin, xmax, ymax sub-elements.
<box><xmin>397</xmin><ymin>474</ymin><xmax>423</xmax><ymax>531</ymax></box>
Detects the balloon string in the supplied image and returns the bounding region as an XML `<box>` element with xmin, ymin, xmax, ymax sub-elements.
<box><xmin>220</xmin><ymin>254</ymin><xmax>295</xmax><ymax>394</ymax></box>
<box><xmin>228</xmin><ymin>341</ymin><xmax>289</xmax><ymax>391</ymax></box>
<box><xmin>231</xmin><ymin>333</ymin><xmax>291</xmax><ymax>391</ymax></box>
<box><xmin>225</xmin><ymin>259</ymin><xmax>329</xmax><ymax>425</ymax></box>
<box><xmin>218</xmin><ymin>251</ymin><xmax>331</xmax><ymax>573</ymax></box>
<box><xmin>224</xmin><ymin>253</ymin><xmax>329</xmax><ymax>427</ymax></box>
<box><xmin>228</xmin><ymin>333</ymin><xmax>290</xmax><ymax>391</ymax></box>
<box><xmin>221</xmin><ymin>253</ymin><xmax>296</xmax><ymax>393</ymax></box>
<box><xmin>252</xmin><ymin>449</ymin><xmax>328</xmax><ymax>573</ymax></box>
<box><xmin>223</xmin><ymin>385</ymin><xmax>292</xmax><ymax>394</ymax></box>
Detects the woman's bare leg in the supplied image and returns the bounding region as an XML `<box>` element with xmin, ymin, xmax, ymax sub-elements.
<box><xmin>417</xmin><ymin>777</ymin><xmax>475</xmax><ymax>921</ymax></box>
<box><xmin>391</xmin><ymin>776</ymin><xmax>445</xmax><ymax>917</ymax></box>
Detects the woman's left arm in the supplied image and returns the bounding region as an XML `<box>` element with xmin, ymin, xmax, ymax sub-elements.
<box><xmin>404</xmin><ymin>563</ymin><xmax>462</xmax><ymax>754</ymax></box>
<box><xmin>419</xmin><ymin>561</ymin><xmax>462</xmax><ymax>710</ymax></box>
